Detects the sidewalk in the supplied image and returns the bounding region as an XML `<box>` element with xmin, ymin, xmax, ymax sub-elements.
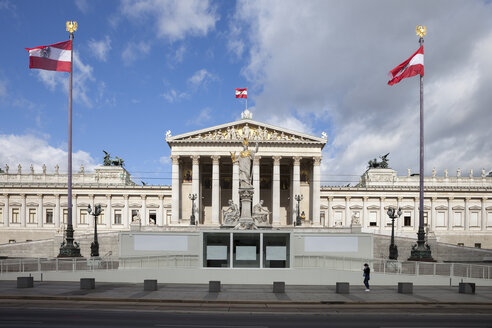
<box><xmin>1</xmin><ymin>280</ymin><xmax>492</xmax><ymax>305</ymax></box>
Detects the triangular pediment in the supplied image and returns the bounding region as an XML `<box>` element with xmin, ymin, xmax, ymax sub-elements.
<box><xmin>166</xmin><ymin>118</ymin><xmax>327</xmax><ymax>147</ymax></box>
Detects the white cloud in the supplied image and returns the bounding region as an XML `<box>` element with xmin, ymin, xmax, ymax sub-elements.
<box><xmin>88</xmin><ymin>36</ymin><xmax>111</xmax><ymax>61</ymax></box>
<box><xmin>159</xmin><ymin>155</ymin><xmax>170</xmax><ymax>165</ymax></box>
<box><xmin>35</xmin><ymin>51</ymin><xmax>95</xmax><ymax>108</ymax></box>
<box><xmin>231</xmin><ymin>0</ymin><xmax>492</xmax><ymax>179</ymax></box>
<box><xmin>187</xmin><ymin>69</ymin><xmax>216</xmax><ymax>88</ymax></box>
<box><xmin>120</xmin><ymin>0</ymin><xmax>218</xmax><ymax>42</ymax></box>
<box><xmin>0</xmin><ymin>134</ymin><xmax>97</xmax><ymax>173</ymax></box>
<box><xmin>75</xmin><ymin>0</ymin><xmax>89</xmax><ymax>13</ymax></box>
<box><xmin>186</xmin><ymin>107</ymin><xmax>212</xmax><ymax>126</ymax></box>
<box><xmin>161</xmin><ymin>89</ymin><xmax>188</xmax><ymax>103</ymax></box>
<box><xmin>121</xmin><ymin>41</ymin><xmax>151</xmax><ymax>66</ymax></box>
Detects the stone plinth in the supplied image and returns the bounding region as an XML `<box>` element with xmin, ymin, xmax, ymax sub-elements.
<box><xmin>398</xmin><ymin>282</ymin><xmax>413</xmax><ymax>294</ymax></box>
<box><xmin>209</xmin><ymin>280</ymin><xmax>221</xmax><ymax>292</ymax></box>
<box><xmin>144</xmin><ymin>279</ymin><xmax>158</xmax><ymax>291</ymax></box>
<box><xmin>80</xmin><ymin>278</ymin><xmax>95</xmax><ymax>290</ymax></box>
<box><xmin>459</xmin><ymin>282</ymin><xmax>475</xmax><ymax>294</ymax></box>
<box><xmin>336</xmin><ymin>282</ymin><xmax>349</xmax><ymax>294</ymax></box>
<box><xmin>273</xmin><ymin>281</ymin><xmax>285</xmax><ymax>293</ymax></box>
<box><xmin>239</xmin><ymin>187</ymin><xmax>254</xmax><ymax>218</ymax></box>
<box><xmin>17</xmin><ymin>276</ymin><xmax>33</xmax><ymax>288</ymax></box>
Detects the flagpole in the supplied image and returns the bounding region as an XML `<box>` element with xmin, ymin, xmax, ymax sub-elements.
<box><xmin>246</xmin><ymin>87</ymin><xmax>248</xmax><ymax>111</ymax></box>
<box><xmin>58</xmin><ymin>21</ymin><xmax>81</xmax><ymax>258</ymax></box>
<box><xmin>409</xmin><ymin>25</ymin><xmax>433</xmax><ymax>261</ymax></box>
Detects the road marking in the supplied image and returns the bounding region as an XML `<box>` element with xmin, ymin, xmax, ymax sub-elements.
<box><xmin>155</xmin><ymin>325</ymin><xmax>267</xmax><ymax>328</ymax></box>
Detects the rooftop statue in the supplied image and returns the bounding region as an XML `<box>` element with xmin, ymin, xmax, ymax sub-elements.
<box><xmin>231</xmin><ymin>138</ymin><xmax>258</xmax><ymax>188</ymax></box>
<box><xmin>103</xmin><ymin>150</ymin><xmax>124</xmax><ymax>167</ymax></box>
<box><xmin>368</xmin><ymin>153</ymin><xmax>390</xmax><ymax>169</ymax></box>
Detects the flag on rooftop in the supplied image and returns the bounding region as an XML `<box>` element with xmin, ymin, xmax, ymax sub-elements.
<box><xmin>25</xmin><ymin>40</ymin><xmax>72</xmax><ymax>72</ymax></box>
<box><xmin>235</xmin><ymin>88</ymin><xmax>247</xmax><ymax>98</ymax></box>
<box><xmin>388</xmin><ymin>45</ymin><xmax>424</xmax><ymax>85</ymax></box>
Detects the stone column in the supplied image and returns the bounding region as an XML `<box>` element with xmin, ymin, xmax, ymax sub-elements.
<box><xmin>158</xmin><ymin>195</ymin><xmax>164</xmax><ymax>226</ymax></box>
<box><xmin>379</xmin><ymin>197</ymin><xmax>385</xmax><ymax>233</ymax></box>
<box><xmin>292</xmin><ymin>157</ymin><xmax>301</xmax><ymax>224</ymax></box>
<box><xmin>312</xmin><ymin>157</ymin><xmax>321</xmax><ymax>226</ymax></box>
<box><xmin>345</xmin><ymin>197</ymin><xmax>350</xmax><ymax>227</ymax></box>
<box><xmin>123</xmin><ymin>195</ymin><xmax>129</xmax><ymax>228</ymax></box>
<box><xmin>414</xmin><ymin>197</ymin><xmax>419</xmax><ymax>232</ymax></box>
<box><xmin>212</xmin><ymin>155</ymin><xmax>220</xmax><ymax>224</ymax></box>
<box><xmin>55</xmin><ymin>194</ymin><xmax>60</xmax><ymax>228</ymax></box>
<box><xmin>253</xmin><ymin>156</ymin><xmax>261</xmax><ymax>206</ymax></box>
<box><xmin>4</xmin><ymin>194</ymin><xmax>9</xmax><ymax>227</ymax></box>
<box><xmin>192</xmin><ymin>155</ymin><xmax>200</xmax><ymax>223</ymax></box>
<box><xmin>20</xmin><ymin>194</ymin><xmax>26</xmax><ymax>227</ymax></box>
<box><xmin>431</xmin><ymin>197</ymin><xmax>437</xmax><ymax>232</ymax></box>
<box><xmin>464</xmin><ymin>197</ymin><xmax>470</xmax><ymax>230</ymax></box>
<box><xmin>396</xmin><ymin>197</ymin><xmax>402</xmax><ymax>230</ymax></box>
<box><xmin>272</xmin><ymin>156</ymin><xmax>281</xmax><ymax>225</ymax></box>
<box><xmin>37</xmin><ymin>194</ymin><xmax>43</xmax><ymax>227</ymax></box>
<box><xmin>141</xmin><ymin>195</ymin><xmax>147</xmax><ymax>226</ymax></box>
<box><xmin>171</xmin><ymin>155</ymin><xmax>180</xmax><ymax>224</ymax></box>
<box><xmin>481</xmin><ymin>197</ymin><xmax>487</xmax><ymax>231</ymax></box>
<box><xmin>362</xmin><ymin>196</ymin><xmax>368</xmax><ymax>228</ymax></box>
<box><xmin>447</xmin><ymin>197</ymin><xmax>453</xmax><ymax>230</ymax></box>
<box><xmin>106</xmin><ymin>195</ymin><xmax>112</xmax><ymax>228</ymax></box>
<box><xmin>73</xmin><ymin>195</ymin><xmax>78</xmax><ymax>228</ymax></box>
<box><xmin>327</xmin><ymin>196</ymin><xmax>333</xmax><ymax>227</ymax></box>
<box><xmin>232</xmin><ymin>160</ymin><xmax>239</xmax><ymax>207</ymax></box>
<box><xmin>88</xmin><ymin>194</ymin><xmax>94</xmax><ymax>228</ymax></box>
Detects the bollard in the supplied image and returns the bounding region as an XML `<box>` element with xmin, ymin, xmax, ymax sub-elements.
<box><xmin>398</xmin><ymin>282</ymin><xmax>413</xmax><ymax>294</ymax></box>
<box><xmin>209</xmin><ymin>280</ymin><xmax>221</xmax><ymax>292</ymax></box>
<box><xmin>80</xmin><ymin>278</ymin><xmax>95</xmax><ymax>290</ymax></box>
<box><xmin>336</xmin><ymin>282</ymin><xmax>349</xmax><ymax>294</ymax></box>
<box><xmin>458</xmin><ymin>282</ymin><xmax>475</xmax><ymax>294</ymax></box>
<box><xmin>273</xmin><ymin>281</ymin><xmax>285</xmax><ymax>293</ymax></box>
<box><xmin>144</xmin><ymin>279</ymin><xmax>158</xmax><ymax>291</ymax></box>
<box><xmin>17</xmin><ymin>276</ymin><xmax>34</xmax><ymax>288</ymax></box>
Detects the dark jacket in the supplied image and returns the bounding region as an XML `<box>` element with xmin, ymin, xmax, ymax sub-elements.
<box><xmin>363</xmin><ymin>266</ymin><xmax>370</xmax><ymax>279</ymax></box>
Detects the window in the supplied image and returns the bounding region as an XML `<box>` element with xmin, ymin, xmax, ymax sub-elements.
<box><xmin>0</xmin><ymin>207</ymin><xmax>3</xmax><ymax>222</ymax></box>
<box><xmin>149</xmin><ymin>210</ymin><xmax>156</xmax><ymax>225</ymax></box>
<box><xmin>475</xmin><ymin>243</ymin><xmax>481</xmax><ymax>249</ymax></box>
<box><xmin>423</xmin><ymin>212</ymin><xmax>429</xmax><ymax>226</ymax></box>
<box><xmin>436</xmin><ymin>211</ymin><xmax>446</xmax><ymax>226</ymax></box>
<box><xmin>28</xmin><ymin>208</ymin><xmax>36</xmax><ymax>223</ymax></box>
<box><xmin>114</xmin><ymin>209</ymin><xmax>122</xmax><ymax>225</ymax></box>
<box><xmin>488</xmin><ymin>212</ymin><xmax>492</xmax><ymax>227</ymax></box>
<box><xmin>369</xmin><ymin>211</ymin><xmax>377</xmax><ymax>226</ymax></box>
<box><xmin>98</xmin><ymin>209</ymin><xmax>104</xmax><ymax>224</ymax></box>
<box><xmin>63</xmin><ymin>209</ymin><xmax>68</xmax><ymax>224</ymax></box>
<box><xmin>470</xmin><ymin>212</ymin><xmax>479</xmax><ymax>227</ymax></box>
<box><xmin>79</xmin><ymin>209</ymin><xmax>87</xmax><ymax>224</ymax></box>
<box><xmin>11</xmin><ymin>208</ymin><xmax>19</xmax><ymax>223</ymax></box>
<box><xmin>334</xmin><ymin>211</ymin><xmax>343</xmax><ymax>226</ymax></box>
<box><xmin>457</xmin><ymin>243</ymin><xmax>464</xmax><ymax>247</ymax></box>
<box><xmin>131</xmin><ymin>209</ymin><xmax>139</xmax><ymax>223</ymax></box>
<box><xmin>454</xmin><ymin>212</ymin><xmax>463</xmax><ymax>226</ymax></box>
<box><xmin>166</xmin><ymin>212</ymin><xmax>172</xmax><ymax>224</ymax></box>
<box><xmin>46</xmin><ymin>209</ymin><xmax>53</xmax><ymax>224</ymax></box>
<box><xmin>404</xmin><ymin>215</ymin><xmax>411</xmax><ymax>227</ymax></box>
<box><xmin>8</xmin><ymin>239</ymin><xmax>16</xmax><ymax>244</ymax></box>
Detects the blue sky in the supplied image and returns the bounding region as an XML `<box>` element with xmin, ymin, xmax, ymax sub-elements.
<box><xmin>1</xmin><ymin>0</ymin><xmax>492</xmax><ymax>186</ymax></box>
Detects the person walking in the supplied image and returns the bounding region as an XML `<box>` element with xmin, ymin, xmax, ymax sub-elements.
<box><xmin>363</xmin><ymin>263</ymin><xmax>370</xmax><ymax>291</ymax></box>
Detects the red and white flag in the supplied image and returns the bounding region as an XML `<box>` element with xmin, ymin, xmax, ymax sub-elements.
<box><xmin>25</xmin><ymin>40</ymin><xmax>72</xmax><ymax>72</ymax></box>
<box><xmin>235</xmin><ymin>88</ymin><xmax>247</xmax><ymax>98</ymax></box>
<box><xmin>388</xmin><ymin>46</ymin><xmax>424</xmax><ymax>85</ymax></box>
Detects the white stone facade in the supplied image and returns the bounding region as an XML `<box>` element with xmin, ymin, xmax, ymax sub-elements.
<box><xmin>1</xmin><ymin>115</ymin><xmax>491</xmax><ymax>249</ymax></box>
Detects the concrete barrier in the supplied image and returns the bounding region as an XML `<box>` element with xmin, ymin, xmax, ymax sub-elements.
<box><xmin>398</xmin><ymin>282</ymin><xmax>413</xmax><ymax>294</ymax></box>
<box><xmin>144</xmin><ymin>279</ymin><xmax>158</xmax><ymax>291</ymax></box>
<box><xmin>336</xmin><ymin>282</ymin><xmax>349</xmax><ymax>294</ymax></box>
<box><xmin>80</xmin><ymin>278</ymin><xmax>95</xmax><ymax>290</ymax></box>
<box><xmin>209</xmin><ymin>280</ymin><xmax>220</xmax><ymax>292</ymax></box>
<box><xmin>459</xmin><ymin>282</ymin><xmax>475</xmax><ymax>294</ymax></box>
<box><xmin>17</xmin><ymin>276</ymin><xmax>34</xmax><ymax>288</ymax></box>
<box><xmin>273</xmin><ymin>281</ymin><xmax>285</xmax><ymax>293</ymax></box>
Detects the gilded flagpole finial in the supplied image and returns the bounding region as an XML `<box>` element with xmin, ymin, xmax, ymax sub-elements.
<box><xmin>416</xmin><ymin>25</ymin><xmax>426</xmax><ymax>38</ymax></box>
<box><xmin>66</xmin><ymin>21</ymin><xmax>78</xmax><ymax>34</ymax></box>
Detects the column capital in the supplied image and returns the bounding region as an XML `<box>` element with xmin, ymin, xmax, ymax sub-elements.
<box><xmin>37</xmin><ymin>194</ymin><xmax>44</xmax><ymax>198</ymax></box>
<box><xmin>158</xmin><ymin>195</ymin><xmax>164</xmax><ymax>200</ymax></box>
<box><xmin>345</xmin><ymin>196</ymin><xmax>351</xmax><ymax>201</ymax></box>
<box><xmin>123</xmin><ymin>195</ymin><xmax>129</xmax><ymax>200</ymax></box>
<box><xmin>141</xmin><ymin>195</ymin><xmax>147</xmax><ymax>200</ymax></box>
<box><xmin>397</xmin><ymin>196</ymin><xmax>403</xmax><ymax>201</ymax></box>
<box><xmin>483</xmin><ymin>197</ymin><xmax>488</xmax><ymax>201</ymax></box>
<box><xmin>465</xmin><ymin>197</ymin><xmax>471</xmax><ymax>201</ymax></box>
<box><xmin>106</xmin><ymin>194</ymin><xmax>112</xmax><ymax>199</ymax></box>
<box><xmin>432</xmin><ymin>197</ymin><xmax>437</xmax><ymax>201</ymax></box>
<box><xmin>448</xmin><ymin>197</ymin><xmax>454</xmax><ymax>201</ymax></box>
<box><xmin>19</xmin><ymin>193</ymin><xmax>26</xmax><ymax>197</ymax></box>
<box><xmin>88</xmin><ymin>194</ymin><xmax>94</xmax><ymax>199</ymax></box>
<box><xmin>211</xmin><ymin>155</ymin><xmax>220</xmax><ymax>164</ymax></box>
<box><xmin>293</xmin><ymin>156</ymin><xmax>301</xmax><ymax>165</ymax></box>
<box><xmin>363</xmin><ymin>196</ymin><xmax>369</xmax><ymax>201</ymax></box>
<box><xmin>171</xmin><ymin>155</ymin><xmax>180</xmax><ymax>164</ymax></box>
<box><xmin>313</xmin><ymin>156</ymin><xmax>322</xmax><ymax>166</ymax></box>
<box><xmin>380</xmin><ymin>197</ymin><xmax>385</xmax><ymax>201</ymax></box>
<box><xmin>273</xmin><ymin>156</ymin><xmax>281</xmax><ymax>165</ymax></box>
<box><xmin>192</xmin><ymin>155</ymin><xmax>200</xmax><ymax>165</ymax></box>
<box><xmin>253</xmin><ymin>155</ymin><xmax>262</xmax><ymax>164</ymax></box>
<box><xmin>328</xmin><ymin>196</ymin><xmax>334</xmax><ymax>201</ymax></box>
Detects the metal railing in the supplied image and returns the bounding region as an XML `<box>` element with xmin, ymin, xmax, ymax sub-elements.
<box><xmin>293</xmin><ymin>255</ymin><xmax>492</xmax><ymax>280</ymax></box>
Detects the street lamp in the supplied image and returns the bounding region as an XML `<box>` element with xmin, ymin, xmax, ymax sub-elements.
<box><xmin>189</xmin><ymin>193</ymin><xmax>197</xmax><ymax>226</ymax></box>
<box><xmin>87</xmin><ymin>204</ymin><xmax>102</xmax><ymax>257</ymax></box>
<box><xmin>295</xmin><ymin>194</ymin><xmax>303</xmax><ymax>226</ymax></box>
<box><xmin>387</xmin><ymin>207</ymin><xmax>402</xmax><ymax>260</ymax></box>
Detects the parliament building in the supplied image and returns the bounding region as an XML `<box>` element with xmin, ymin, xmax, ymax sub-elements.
<box><xmin>1</xmin><ymin>110</ymin><xmax>491</xmax><ymax>250</ymax></box>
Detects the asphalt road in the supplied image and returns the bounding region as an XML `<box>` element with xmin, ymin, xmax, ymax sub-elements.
<box><xmin>1</xmin><ymin>303</ymin><xmax>492</xmax><ymax>328</ymax></box>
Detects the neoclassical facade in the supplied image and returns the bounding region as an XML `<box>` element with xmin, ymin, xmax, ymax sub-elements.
<box><xmin>1</xmin><ymin>112</ymin><xmax>491</xmax><ymax>248</ymax></box>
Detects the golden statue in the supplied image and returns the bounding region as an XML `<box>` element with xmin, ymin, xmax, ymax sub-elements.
<box><xmin>66</xmin><ymin>21</ymin><xmax>78</xmax><ymax>33</ymax></box>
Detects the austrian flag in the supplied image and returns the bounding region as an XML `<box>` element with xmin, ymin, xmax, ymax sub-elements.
<box><xmin>388</xmin><ymin>46</ymin><xmax>424</xmax><ymax>85</ymax></box>
<box><xmin>235</xmin><ymin>88</ymin><xmax>247</xmax><ymax>98</ymax></box>
<box><xmin>25</xmin><ymin>40</ymin><xmax>72</xmax><ymax>72</ymax></box>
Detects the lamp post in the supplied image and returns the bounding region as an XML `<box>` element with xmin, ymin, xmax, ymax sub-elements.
<box><xmin>189</xmin><ymin>193</ymin><xmax>197</xmax><ymax>225</ymax></box>
<box><xmin>87</xmin><ymin>204</ymin><xmax>102</xmax><ymax>257</ymax></box>
<box><xmin>295</xmin><ymin>194</ymin><xmax>303</xmax><ymax>226</ymax></box>
<box><xmin>387</xmin><ymin>207</ymin><xmax>402</xmax><ymax>260</ymax></box>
